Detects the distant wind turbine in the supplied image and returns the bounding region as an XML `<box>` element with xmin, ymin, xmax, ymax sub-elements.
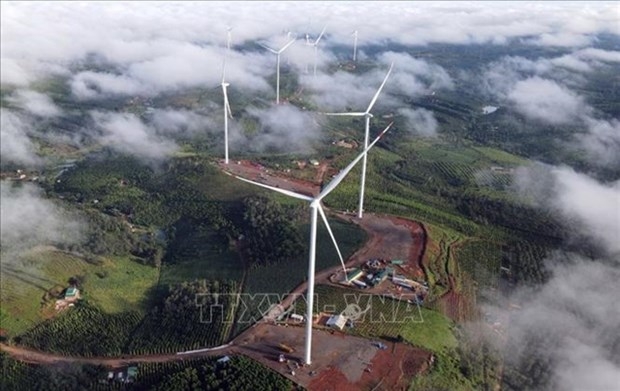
<box><xmin>307</xmin><ymin>25</ymin><xmax>327</xmax><ymax>77</ymax></box>
<box><xmin>229</xmin><ymin>122</ymin><xmax>393</xmax><ymax>365</ymax></box>
<box><xmin>321</xmin><ymin>62</ymin><xmax>394</xmax><ymax>218</ymax></box>
<box><xmin>259</xmin><ymin>38</ymin><xmax>296</xmax><ymax>104</ymax></box>
<box><xmin>226</xmin><ymin>26</ymin><xmax>232</xmax><ymax>51</ymax></box>
<box><xmin>352</xmin><ymin>30</ymin><xmax>358</xmax><ymax>62</ymax></box>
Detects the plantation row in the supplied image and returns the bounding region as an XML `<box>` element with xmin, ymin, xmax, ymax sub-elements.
<box><xmin>1</xmin><ymin>352</ymin><xmax>292</xmax><ymax>391</ymax></box>
<box><xmin>18</xmin><ymin>305</ymin><xmax>142</xmax><ymax>357</ymax></box>
<box><xmin>502</xmin><ymin>240</ymin><xmax>552</xmax><ymax>284</ymax></box>
<box><xmin>146</xmin><ymin>355</ymin><xmax>292</xmax><ymax>391</ymax></box>
<box><xmin>455</xmin><ymin>240</ymin><xmax>502</xmax><ymax>290</ymax></box>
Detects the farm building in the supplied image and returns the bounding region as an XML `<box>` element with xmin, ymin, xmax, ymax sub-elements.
<box><xmin>326</xmin><ymin>314</ymin><xmax>348</xmax><ymax>330</ymax></box>
<box><xmin>345</xmin><ymin>268</ymin><xmax>364</xmax><ymax>282</ymax></box>
<box><xmin>64</xmin><ymin>287</ymin><xmax>79</xmax><ymax>301</ymax></box>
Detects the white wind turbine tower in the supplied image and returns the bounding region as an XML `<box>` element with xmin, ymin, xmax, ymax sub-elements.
<box><xmin>221</xmin><ymin>28</ymin><xmax>233</xmax><ymax>164</ymax></box>
<box><xmin>259</xmin><ymin>38</ymin><xmax>296</xmax><ymax>104</ymax></box>
<box><xmin>229</xmin><ymin>122</ymin><xmax>393</xmax><ymax>365</ymax></box>
<box><xmin>322</xmin><ymin>62</ymin><xmax>394</xmax><ymax>219</ymax></box>
<box><xmin>221</xmin><ymin>58</ymin><xmax>233</xmax><ymax>164</ymax></box>
<box><xmin>352</xmin><ymin>30</ymin><xmax>358</xmax><ymax>62</ymax></box>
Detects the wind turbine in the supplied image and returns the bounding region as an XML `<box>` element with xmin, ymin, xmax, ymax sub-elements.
<box><xmin>229</xmin><ymin>122</ymin><xmax>393</xmax><ymax>365</ymax></box>
<box><xmin>322</xmin><ymin>62</ymin><xmax>394</xmax><ymax>219</ymax></box>
<box><xmin>226</xmin><ymin>26</ymin><xmax>232</xmax><ymax>51</ymax></box>
<box><xmin>352</xmin><ymin>30</ymin><xmax>358</xmax><ymax>62</ymax></box>
<box><xmin>221</xmin><ymin>58</ymin><xmax>233</xmax><ymax>164</ymax></box>
<box><xmin>221</xmin><ymin>28</ymin><xmax>233</xmax><ymax>164</ymax></box>
<box><xmin>259</xmin><ymin>38</ymin><xmax>296</xmax><ymax>104</ymax></box>
<box><xmin>307</xmin><ymin>25</ymin><xmax>327</xmax><ymax>77</ymax></box>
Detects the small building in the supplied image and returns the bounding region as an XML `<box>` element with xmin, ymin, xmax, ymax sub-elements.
<box><xmin>326</xmin><ymin>314</ymin><xmax>348</xmax><ymax>330</ymax></box>
<box><xmin>371</xmin><ymin>268</ymin><xmax>390</xmax><ymax>286</ymax></box>
<box><xmin>309</xmin><ymin>159</ymin><xmax>320</xmax><ymax>166</ymax></box>
<box><xmin>345</xmin><ymin>268</ymin><xmax>364</xmax><ymax>283</ymax></box>
<box><xmin>290</xmin><ymin>314</ymin><xmax>304</xmax><ymax>323</ymax></box>
<box><xmin>217</xmin><ymin>356</ymin><xmax>231</xmax><ymax>365</ymax></box>
<box><xmin>64</xmin><ymin>287</ymin><xmax>79</xmax><ymax>301</ymax></box>
<box><xmin>390</xmin><ymin>260</ymin><xmax>404</xmax><ymax>265</ymax></box>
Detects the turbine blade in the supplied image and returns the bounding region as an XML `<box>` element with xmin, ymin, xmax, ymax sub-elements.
<box><xmin>319</xmin><ymin>112</ymin><xmax>366</xmax><ymax>117</ymax></box>
<box><xmin>232</xmin><ymin>175</ymin><xmax>314</xmax><ymax>202</ymax></box>
<box><xmin>278</xmin><ymin>38</ymin><xmax>296</xmax><ymax>53</ymax></box>
<box><xmin>223</xmin><ymin>88</ymin><xmax>233</xmax><ymax>118</ymax></box>
<box><xmin>318</xmin><ymin>122</ymin><xmax>393</xmax><ymax>200</ymax></box>
<box><xmin>317</xmin><ymin>205</ymin><xmax>347</xmax><ymax>276</ymax></box>
<box><xmin>366</xmin><ymin>62</ymin><xmax>394</xmax><ymax>113</ymax></box>
<box><xmin>258</xmin><ymin>42</ymin><xmax>278</xmax><ymax>54</ymax></box>
<box><xmin>314</xmin><ymin>25</ymin><xmax>327</xmax><ymax>45</ymax></box>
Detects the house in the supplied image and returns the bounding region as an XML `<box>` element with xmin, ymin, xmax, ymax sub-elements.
<box><xmin>326</xmin><ymin>314</ymin><xmax>348</xmax><ymax>330</ymax></box>
<box><xmin>64</xmin><ymin>287</ymin><xmax>79</xmax><ymax>302</ymax></box>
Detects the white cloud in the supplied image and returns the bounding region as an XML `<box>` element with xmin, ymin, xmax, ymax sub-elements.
<box><xmin>397</xmin><ymin>107</ymin><xmax>438</xmax><ymax>137</ymax></box>
<box><xmin>91</xmin><ymin>111</ymin><xmax>178</xmax><ymax>160</ymax></box>
<box><xmin>514</xmin><ymin>164</ymin><xmax>620</xmax><ymax>255</ymax></box>
<box><xmin>245</xmin><ymin>105</ymin><xmax>321</xmax><ymax>152</ymax></box>
<box><xmin>551</xmin><ymin>167</ymin><xmax>620</xmax><ymax>254</ymax></box>
<box><xmin>0</xmin><ymin>181</ymin><xmax>84</xmax><ymax>254</ymax></box>
<box><xmin>0</xmin><ymin>109</ymin><xmax>42</xmax><ymax>167</ymax></box>
<box><xmin>8</xmin><ymin>89</ymin><xmax>62</xmax><ymax>117</ymax></box>
<box><xmin>507</xmin><ymin>77</ymin><xmax>587</xmax><ymax>125</ymax></box>
<box><xmin>71</xmin><ymin>71</ymin><xmax>148</xmax><ymax>99</ymax></box>
<box><xmin>150</xmin><ymin>108</ymin><xmax>216</xmax><ymax>135</ymax></box>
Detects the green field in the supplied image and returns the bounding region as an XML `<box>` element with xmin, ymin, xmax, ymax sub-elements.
<box><xmin>0</xmin><ymin>250</ymin><xmax>159</xmax><ymax>336</ymax></box>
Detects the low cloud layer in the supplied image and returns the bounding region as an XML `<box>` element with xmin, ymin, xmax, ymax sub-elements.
<box><xmin>514</xmin><ymin>164</ymin><xmax>620</xmax><ymax>254</ymax></box>
<box><xmin>244</xmin><ymin>105</ymin><xmax>321</xmax><ymax>152</ymax></box>
<box><xmin>0</xmin><ymin>109</ymin><xmax>42</xmax><ymax>167</ymax></box>
<box><xmin>507</xmin><ymin>77</ymin><xmax>586</xmax><ymax>125</ymax></box>
<box><xmin>397</xmin><ymin>107</ymin><xmax>438</xmax><ymax>137</ymax></box>
<box><xmin>495</xmin><ymin>165</ymin><xmax>620</xmax><ymax>390</ymax></box>
<box><xmin>0</xmin><ymin>181</ymin><xmax>84</xmax><ymax>256</ymax></box>
<box><xmin>91</xmin><ymin>111</ymin><xmax>178</xmax><ymax>160</ymax></box>
<box><xmin>7</xmin><ymin>89</ymin><xmax>62</xmax><ymax>117</ymax></box>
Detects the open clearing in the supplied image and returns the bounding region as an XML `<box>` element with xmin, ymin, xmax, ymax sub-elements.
<box><xmin>234</xmin><ymin>323</ymin><xmax>431</xmax><ymax>390</ymax></box>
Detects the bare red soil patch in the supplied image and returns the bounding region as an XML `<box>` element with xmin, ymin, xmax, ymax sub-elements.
<box><xmin>308</xmin><ymin>341</ymin><xmax>431</xmax><ymax>391</ymax></box>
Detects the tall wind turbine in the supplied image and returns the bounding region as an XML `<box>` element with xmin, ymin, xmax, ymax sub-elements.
<box><xmin>221</xmin><ymin>58</ymin><xmax>233</xmax><ymax>164</ymax></box>
<box><xmin>322</xmin><ymin>62</ymin><xmax>394</xmax><ymax>219</ymax></box>
<box><xmin>221</xmin><ymin>28</ymin><xmax>233</xmax><ymax>164</ymax></box>
<box><xmin>352</xmin><ymin>30</ymin><xmax>358</xmax><ymax>62</ymax></box>
<box><xmin>230</xmin><ymin>122</ymin><xmax>393</xmax><ymax>365</ymax></box>
<box><xmin>308</xmin><ymin>25</ymin><xmax>327</xmax><ymax>77</ymax></box>
<box><xmin>259</xmin><ymin>38</ymin><xmax>296</xmax><ymax>104</ymax></box>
